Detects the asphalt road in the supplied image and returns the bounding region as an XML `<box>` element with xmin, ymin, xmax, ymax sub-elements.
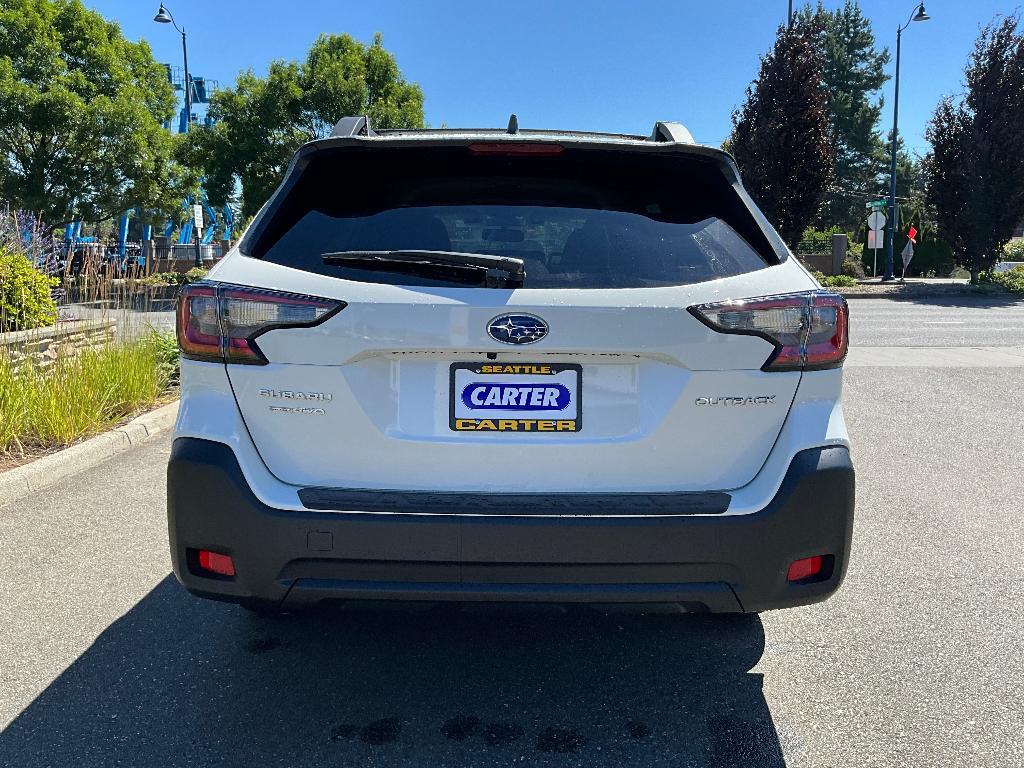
<box><xmin>848</xmin><ymin>295</ymin><xmax>1024</xmax><ymax>346</ymax></box>
<box><xmin>2</xmin><ymin>302</ymin><xmax>1023</xmax><ymax>767</ymax></box>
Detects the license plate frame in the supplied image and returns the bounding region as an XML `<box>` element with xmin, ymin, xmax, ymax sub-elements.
<box><xmin>449</xmin><ymin>362</ymin><xmax>583</xmax><ymax>433</ymax></box>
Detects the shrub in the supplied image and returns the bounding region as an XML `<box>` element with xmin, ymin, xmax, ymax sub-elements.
<box><xmin>986</xmin><ymin>265</ymin><xmax>1024</xmax><ymax>293</ymax></box>
<box><xmin>824</xmin><ymin>274</ymin><xmax>858</xmax><ymax>287</ymax></box>
<box><xmin>842</xmin><ymin>255</ymin><xmax>866</xmax><ymax>279</ymax></box>
<box><xmin>811</xmin><ymin>270</ymin><xmax>857</xmax><ymax>288</ymax></box>
<box><xmin>1003</xmin><ymin>239</ymin><xmax>1024</xmax><ymax>263</ymax></box>
<box><xmin>136</xmin><ymin>273</ymin><xmax>170</xmax><ymax>287</ymax></box>
<box><xmin>910</xmin><ymin>238</ymin><xmax>956</xmax><ymax>277</ymax></box>
<box><xmin>137</xmin><ymin>267</ymin><xmax>208</xmax><ymax>287</ymax></box>
<box><xmin>0</xmin><ymin>245</ymin><xmax>58</xmax><ymax>332</ymax></box>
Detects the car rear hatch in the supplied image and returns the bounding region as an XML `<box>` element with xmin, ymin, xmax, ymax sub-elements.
<box><xmin>198</xmin><ymin>137</ymin><xmax>822</xmax><ymax>494</ymax></box>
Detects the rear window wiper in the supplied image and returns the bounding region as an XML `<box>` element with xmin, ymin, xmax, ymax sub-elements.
<box><xmin>321</xmin><ymin>250</ymin><xmax>525</xmax><ymax>288</ymax></box>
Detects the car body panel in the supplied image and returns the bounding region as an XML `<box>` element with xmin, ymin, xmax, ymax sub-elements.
<box><xmin>210</xmin><ymin>254</ymin><xmax>816</xmax><ymax>491</ymax></box>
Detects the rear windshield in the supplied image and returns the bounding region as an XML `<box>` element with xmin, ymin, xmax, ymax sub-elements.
<box><xmin>247</xmin><ymin>145</ymin><xmax>777</xmax><ymax>289</ymax></box>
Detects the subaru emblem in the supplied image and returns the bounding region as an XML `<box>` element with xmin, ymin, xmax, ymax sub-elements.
<box><xmin>487</xmin><ymin>313</ymin><xmax>549</xmax><ymax>345</ymax></box>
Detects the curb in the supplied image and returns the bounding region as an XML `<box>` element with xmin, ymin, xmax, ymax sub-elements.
<box><xmin>838</xmin><ymin>290</ymin><xmax>1013</xmax><ymax>300</ymax></box>
<box><xmin>0</xmin><ymin>400</ymin><xmax>179</xmax><ymax>509</ymax></box>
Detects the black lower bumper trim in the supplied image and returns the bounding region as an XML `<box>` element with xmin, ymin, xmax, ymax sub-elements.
<box><xmin>286</xmin><ymin>579</ymin><xmax>743</xmax><ymax>611</ymax></box>
<box><xmin>299</xmin><ymin>487</ymin><xmax>730</xmax><ymax>515</ymax></box>
<box><xmin>167</xmin><ymin>439</ymin><xmax>854</xmax><ymax>613</ymax></box>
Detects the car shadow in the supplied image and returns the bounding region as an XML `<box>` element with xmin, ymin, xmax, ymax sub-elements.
<box><xmin>0</xmin><ymin>575</ymin><xmax>784</xmax><ymax>768</ymax></box>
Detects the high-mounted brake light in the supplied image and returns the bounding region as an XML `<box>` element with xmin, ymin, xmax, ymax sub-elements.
<box><xmin>176</xmin><ymin>282</ymin><xmax>345</xmax><ymax>364</ymax></box>
<box><xmin>689</xmin><ymin>291</ymin><xmax>849</xmax><ymax>371</ymax></box>
<box><xmin>468</xmin><ymin>143</ymin><xmax>565</xmax><ymax>156</ymax></box>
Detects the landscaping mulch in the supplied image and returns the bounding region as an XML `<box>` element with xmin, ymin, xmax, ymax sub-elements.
<box><xmin>835</xmin><ymin>280</ymin><xmax>1013</xmax><ymax>299</ymax></box>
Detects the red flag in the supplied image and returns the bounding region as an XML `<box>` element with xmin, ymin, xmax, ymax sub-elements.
<box><xmin>907</xmin><ymin>225</ymin><xmax>918</xmax><ymax>243</ymax></box>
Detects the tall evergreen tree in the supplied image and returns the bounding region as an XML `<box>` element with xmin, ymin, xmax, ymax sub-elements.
<box><xmin>728</xmin><ymin>19</ymin><xmax>836</xmax><ymax>248</ymax></box>
<box><xmin>797</xmin><ymin>1</ymin><xmax>890</xmax><ymax>228</ymax></box>
<box><xmin>925</xmin><ymin>15</ymin><xmax>1024</xmax><ymax>283</ymax></box>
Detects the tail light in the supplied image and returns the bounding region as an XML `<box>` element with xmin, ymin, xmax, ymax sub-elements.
<box><xmin>689</xmin><ymin>291</ymin><xmax>848</xmax><ymax>371</ymax></box>
<box><xmin>176</xmin><ymin>282</ymin><xmax>345</xmax><ymax>365</ymax></box>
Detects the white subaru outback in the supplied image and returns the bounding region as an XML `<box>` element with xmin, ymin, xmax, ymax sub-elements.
<box><xmin>168</xmin><ymin>117</ymin><xmax>854</xmax><ymax>614</ymax></box>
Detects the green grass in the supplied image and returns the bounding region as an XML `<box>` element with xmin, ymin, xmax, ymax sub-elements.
<box><xmin>0</xmin><ymin>333</ymin><xmax>177</xmax><ymax>455</ymax></box>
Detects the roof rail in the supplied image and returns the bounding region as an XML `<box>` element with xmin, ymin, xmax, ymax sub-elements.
<box><xmin>331</xmin><ymin>115</ymin><xmax>377</xmax><ymax>138</ymax></box>
<box><xmin>649</xmin><ymin>121</ymin><xmax>694</xmax><ymax>144</ymax></box>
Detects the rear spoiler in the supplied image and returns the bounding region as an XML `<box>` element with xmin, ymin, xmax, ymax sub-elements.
<box><xmin>330</xmin><ymin>114</ymin><xmax>696</xmax><ymax>145</ymax></box>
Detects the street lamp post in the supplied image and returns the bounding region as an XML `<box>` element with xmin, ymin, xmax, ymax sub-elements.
<box><xmin>883</xmin><ymin>2</ymin><xmax>930</xmax><ymax>281</ymax></box>
<box><xmin>154</xmin><ymin>4</ymin><xmax>202</xmax><ymax>267</ymax></box>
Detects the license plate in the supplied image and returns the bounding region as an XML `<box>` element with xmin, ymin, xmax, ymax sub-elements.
<box><xmin>450</xmin><ymin>362</ymin><xmax>582</xmax><ymax>432</ymax></box>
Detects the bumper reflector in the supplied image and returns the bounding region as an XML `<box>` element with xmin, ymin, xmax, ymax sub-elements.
<box><xmin>787</xmin><ymin>555</ymin><xmax>824</xmax><ymax>582</ymax></box>
<box><xmin>197</xmin><ymin>549</ymin><xmax>236</xmax><ymax>577</ymax></box>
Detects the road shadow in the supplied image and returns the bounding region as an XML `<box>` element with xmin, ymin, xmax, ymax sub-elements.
<box><xmin>0</xmin><ymin>576</ymin><xmax>784</xmax><ymax>767</ymax></box>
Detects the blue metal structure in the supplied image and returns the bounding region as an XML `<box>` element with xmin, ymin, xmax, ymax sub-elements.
<box><xmin>155</xmin><ymin>63</ymin><xmax>235</xmax><ymax>250</ymax></box>
<box><xmin>62</xmin><ymin>64</ymin><xmax>226</xmax><ymax>263</ymax></box>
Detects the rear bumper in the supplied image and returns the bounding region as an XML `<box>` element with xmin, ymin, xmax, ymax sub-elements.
<box><xmin>167</xmin><ymin>438</ymin><xmax>854</xmax><ymax>613</ymax></box>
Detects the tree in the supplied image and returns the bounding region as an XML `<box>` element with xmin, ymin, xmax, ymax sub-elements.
<box><xmin>183</xmin><ymin>33</ymin><xmax>425</xmax><ymax>219</ymax></box>
<box><xmin>0</xmin><ymin>0</ymin><xmax>187</xmax><ymax>225</ymax></box>
<box><xmin>728</xmin><ymin>19</ymin><xmax>836</xmax><ymax>249</ymax></box>
<box><xmin>795</xmin><ymin>1</ymin><xmax>890</xmax><ymax>229</ymax></box>
<box><xmin>924</xmin><ymin>15</ymin><xmax>1024</xmax><ymax>283</ymax></box>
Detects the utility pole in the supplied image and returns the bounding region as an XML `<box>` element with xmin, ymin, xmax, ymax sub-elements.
<box><xmin>153</xmin><ymin>5</ymin><xmax>191</xmax><ymax>133</ymax></box>
<box><xmin>884</xmin><ymin>3</ymin><xmax>931</xmax><ymax>281</ymax></box>
<box><xmin>154</xmin><ymin>4</ymin><xmax>203</xmax><ymax>267</ymax></box>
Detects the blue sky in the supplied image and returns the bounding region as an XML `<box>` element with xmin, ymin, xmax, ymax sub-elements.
<box><xmin>89</xmin><ymin>0</ymin><xmax>1014</xmax><ymax>156</ymax></box>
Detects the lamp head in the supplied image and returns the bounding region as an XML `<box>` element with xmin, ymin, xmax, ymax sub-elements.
<box><xmin>912</xmin><ymin>4</ymin><xmax>930</xmax><ymax>22</ymax></box>
<box><xmin>153</xmin><ymin>4</ymin><xmax>173</xmax><ymax>23</ymax></box>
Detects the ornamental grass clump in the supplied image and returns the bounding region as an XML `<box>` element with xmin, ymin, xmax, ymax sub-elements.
<box><xmin>0</xmin><ymin>333</ymin><xmax>176</xmax><ymax>456</ymax></box>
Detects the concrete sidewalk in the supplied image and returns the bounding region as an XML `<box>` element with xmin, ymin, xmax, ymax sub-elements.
<box><xmin>847</xmin><ymin>346</ymin><xmax>1024</xmax><ymax>366</ymax></box>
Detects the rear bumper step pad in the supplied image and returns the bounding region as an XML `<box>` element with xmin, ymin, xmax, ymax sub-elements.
<box><xmin>299</xmin><ymin>487</ymin><xmax>730</xmax><ymax>516</ymax></box>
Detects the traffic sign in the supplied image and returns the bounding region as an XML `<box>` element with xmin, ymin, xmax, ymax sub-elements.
<box><xmin>193</xmin><ymin>204</ymin><xmax>204</xmax><ymax>231</ymax></box>
<box><xmin>867</xmin><ymin>211</ymin><xmax>886</xmax><ymax>230</ymax></box>
<box><xmin>866</xmin><ymin>199</ymin><xmax>888</xmax><ymax>210</ymax></box>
